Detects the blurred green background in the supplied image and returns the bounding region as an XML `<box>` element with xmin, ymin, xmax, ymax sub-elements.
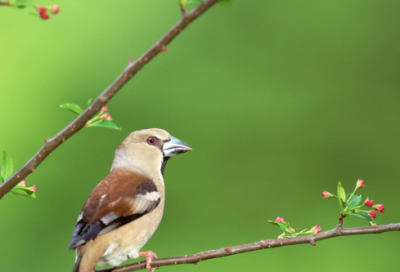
<box><xmin>1</xmin><ymin>0</ymin><xmax>399</xmax><ymax>271</ymax></box>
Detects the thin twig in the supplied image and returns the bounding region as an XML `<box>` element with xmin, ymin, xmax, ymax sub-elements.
<box><xmin>0</xmin><ymin>0</ymin><xmax>220</xmax><ymax>199</ymax></box>
<box><xmin>97</xmin><ymin>223</ymin><xmax>400</xmax><ymax>272</ymax></box>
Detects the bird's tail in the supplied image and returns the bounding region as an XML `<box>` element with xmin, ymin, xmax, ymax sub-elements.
<box><xmin>72</xmin><ymin>254</ymin><xmax>82</xmax><ymax>272</ymax></box>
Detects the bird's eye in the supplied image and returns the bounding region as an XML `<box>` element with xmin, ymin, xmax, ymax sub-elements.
<box><xmin>147</xmin><ymin>137</ymin><xmax>157</xmax><ymax>145</ymax></box>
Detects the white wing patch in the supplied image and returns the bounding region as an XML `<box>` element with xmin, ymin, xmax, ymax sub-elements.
<box><xmin>142</xmin><ymin>191</ymin><xmax>160</xmax><ymax>201</ymax></box>
<box><xmin>131</xmin><ymin>192</ymin><xmax>160</xmax><ymax>214</ymax></box>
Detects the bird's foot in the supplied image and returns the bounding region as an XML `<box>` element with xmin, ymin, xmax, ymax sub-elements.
<box><xmin>139</xmin><ymin>251</ymin><xmax>158</xmax><ymax>272</ymax></box>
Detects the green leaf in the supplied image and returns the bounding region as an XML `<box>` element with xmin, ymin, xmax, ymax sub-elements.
<box><xmin>90</xmin><ymin>121</ymin><xmax>122</xmax><ymax>131</ymax></box>
<box><xmin>276</xmin><ymin>222</ymin><xmax>289</xmax><ymax>231</ymax></box>
<box><xmin>87</xmin><ymin>98</ymin><xmax>94</xmax><ymax>105</ymax></box>
<box><xmin>268</xmin><ymin>220</ymin><xmax>279</xmax><ymax>226</ymax></box>
<box><xmin>220</xmin><ymin>0</ymin><xmax>232</xmax><ymax>6</ymax></box>
<box><xmin>268</xmin><ymin>220</ymin><xmax>289</xmax><ymax>231</ymax></box>
<box><xmin>349</xmin><ymin>213</ymin><xmax>371</xmax><ymax>221</ymax></box>
<box><xmin>347</xmin><ymin>194</ymin><xmax>362</xmax><ymax>209</ymax></box>
<box><xmin>10</xmin><ymin>187</ymin><xmax>36</xmax><ymax>199</ymax></box>
<box><xmin>337</xmin><ymin>182</ymin><xmax>346</xmax><ymax>211</ymax></box>
<box><xmin>60</xmin><ymin>103</ymin><xmax>84</xmax><ymax>115</ymax></box>
<box><xmin>1</xmin><ymin>151</ymin><xmax>14</xmax><ymax>182</ymax></box>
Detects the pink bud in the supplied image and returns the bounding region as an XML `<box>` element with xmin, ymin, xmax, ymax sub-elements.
<box><xmin>102</xmin><ymin>106</ymin><xmax>108</xmax><ymax>112</ymax></box>
<box><xmin>368</xmin><ymin>210</ymin><xmax>377</xmax><ymax>218</ymax></box>
<box><xmin>103</xmin><ymin>113</ymin><xmax>112</xmax><ymax>121</ymax></box>
<box><xmin>19</xmin><ymin>180</ymin><xmax>26</xmax><ymax>187</ymax></box>
<box><xmin>374</xmin><ymin>204</ymin><xmax>385</xmax><ymax>213</ymax></box>
<box><xmin>37</xmin><ymin>6</ymin><xmax>46</xmax><ymax>14</ymax></box>
<box><xmin>372</xmin><ymin>223</ymin><xmax>378</xmax><ymax>226</ymax></box>
<box><xmin>322</xmin><ymin>191</ymin><xmax>333</xmax><ymax>198</ymax></box>
<box><xmin>40</xmin><ymin>13</ymin><xmax>50</xmax><ymax>20</ymax></box>
<box><xmin>364</xmin><ymin>200</ymin><xmax>374</xmax><ymax>207</ymax></box>
<box><xmin>311</xmin><ymin>225</ymin><xmax>322</xmax><ymax>234</ymax></box>
<box><xmin>51</xmin><ymin>5</ymin><xmax>59</xmax><ymax>15</ymax></box>
<box><xmin>356</xmin><ymin>179</ymin><xmax>365</xmax><ymax>189</ymax></box>
<box><xmin>31</xmin><ymin>185</ymin><xmax>37</xmax><ymax>193</ymax></box>
<box><xmin>275</xmin><ymin>217</ymin><xmax>285</xmax><ymax>223</ymax></box>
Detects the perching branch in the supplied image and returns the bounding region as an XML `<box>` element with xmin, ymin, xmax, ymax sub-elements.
<box><xmin>0</xmin><ymin>0</ymin><xmax>220</xmax><ymax>200</ymax></box>
<box><xmin>97</xmin><ymin>222</ymin><xmax>400</xmax><ymax>272</ymax></box>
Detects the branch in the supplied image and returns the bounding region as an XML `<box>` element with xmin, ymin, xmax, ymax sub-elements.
<box><xmin>0</xmin><ymin>0</ymin><xmax>220</xmax><ymax>199</ymax></box>
<box><xmin>97</xmin><ymin>223</ymin><xmax>400</xmax><ymax>272</ymax></box>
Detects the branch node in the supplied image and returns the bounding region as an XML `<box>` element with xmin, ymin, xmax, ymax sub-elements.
<box><xmin>224</xmin><ymin>247</ymin><xmax>231</xmax><ymax>253</ymax></box>
<box><xmin>309</xmin><ymin>238</ymin><xmax>316</xmax><ymax>246</ymax></box>
<box><xmin>31</xmin><ymin>168</ymin><xmax>36</xmax><ymax>173</ymax></box>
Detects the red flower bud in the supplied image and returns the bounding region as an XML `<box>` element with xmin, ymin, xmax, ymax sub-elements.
<box><xmin>51</xmin><ymin>5</ymin><xmax>59</xmax><ymax>15</ymax></box>
<box><xmin>32</xmin><ymin>185</ymin><xmax>37</xmax><ymax>193</ymax></box>
<box><xmin>103</xmin><ymin>113</ymin><xmax>112</xmax><ymax>121</ymax></box>
<box><xmin>374</xmin><ymin>204</ymin><xmax>385</xmax><ymax>213</ymax></box>
<box><xmin>322</xmin><ymin>191</ymin><xmax>333</xmax><ymax>198</ymax></box>
<box><xmin>364</xmin><ymin>200</ymin><xmax>373</xmax><ymax>207</ymax></box>
<box><xmin>40</xmin><ymin>13</ymin><xmax>50</xmax><ymax>20</ymax></box>
<box><xmin>37</xmin><ymin>6</ymin><xmax>46</xmax><ymax>14</ymax></box>
<box><xmin>368</xmin><ymin>210</ymin><xmax>377</xmax><ymax>218</ymax></box>
<box><xmin>19</xmin><ymin>180</ymin><xmax>26</xmax><ymax>187</ymax></box>
<box><xmin>311</xmin><ymin>225</ymin><xmax>322</xmax><ymax>234</ymax></box>
<box><xmin>275</xmin><ymin>217</ymin><xmax>285</xmax><ymax>223</ymax></box>
<box><xmin>102</xmin><ymin>106</ymin><xmax>108</xmax><ymax>112</ymax></box>
<box><xmin>356</xmin><ymin>179</ymin><xmax>365</xmax><ymax>189</ymax></box>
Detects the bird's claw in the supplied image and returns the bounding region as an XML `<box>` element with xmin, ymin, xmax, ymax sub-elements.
<box><xmin>139</xmin><ymin>251</ymin><xmax>158</xmax><ymax>272</ymax></box>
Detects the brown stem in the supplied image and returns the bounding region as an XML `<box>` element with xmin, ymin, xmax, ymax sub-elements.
<box><xmin>0</xmin><ymin>0</ymin><xmax>220</xmax><ymax>200</ymax></box>
<box><xmin>97</xmin><ymin>223</ymin><xmax>400</xmax><ymax>272</ymax></box>
<box><xmin>337</xmin><ymin>215</ymin><xmax>344</xmax><ymax>228</ymax></box>
<box><xmin>0</xmin><ymin>1</ymin><xmax>9</xmax><ymax>5</ymax></box>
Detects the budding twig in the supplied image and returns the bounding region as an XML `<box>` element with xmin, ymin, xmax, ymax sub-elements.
<box><xmin>0</xmin><ymin>0</ymin><xmax>220</xmax><ymax>199</ymax></box>
<box><xmin>97</xmin><ymin>223</ymin><xmax>400</xmax><ymax>272</ymax></box>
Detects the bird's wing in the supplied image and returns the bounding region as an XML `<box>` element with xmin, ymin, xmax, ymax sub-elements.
<box><xmin>68</xmin><ymin>169</ymin><xmax>161</xmax><ymax>250</ymax></box>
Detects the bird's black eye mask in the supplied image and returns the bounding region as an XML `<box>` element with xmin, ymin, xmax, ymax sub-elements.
<box><xmin>146</xmin><ymin>136</ymin><xmax>170</xmax><ymax>175</ymax></box>
<box><xmin>160</xmin><ymin>157</ymin><xmax>170</xmax><ymax>176</ymax></box>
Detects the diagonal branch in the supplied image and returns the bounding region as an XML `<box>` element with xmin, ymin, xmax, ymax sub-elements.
<box><xmin>0</xmin><ymin>0</ymin><xmax>220</xmax><ymax>200</ymax></box>
<box><xmin>97</xmin><ymin>222</ymin><xmax>400</xmax><ymax>272</ymax></box>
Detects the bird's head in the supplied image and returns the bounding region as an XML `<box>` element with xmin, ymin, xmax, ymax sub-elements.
<box><xmin>111</xmin><ymin>128</ymin><xmax>192</xmax><ymax>178</ymax></box>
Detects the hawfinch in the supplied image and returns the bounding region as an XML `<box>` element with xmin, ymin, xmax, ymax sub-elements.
<box><xmin>69</xmin><ymin>128</ymin><xmax>192</xmax><ymax>272</ymax></box>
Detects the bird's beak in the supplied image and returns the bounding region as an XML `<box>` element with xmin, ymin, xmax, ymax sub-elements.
<box><xmin>163</xmin><ymin>136</ymin><xmax>192</xmax><ymax>157</ymax></box>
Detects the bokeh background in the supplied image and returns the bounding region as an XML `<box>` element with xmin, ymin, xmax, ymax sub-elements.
<box><xmin>1</xmin><ymin>0</ymin><xmax>399</xmax><ymax>271</ymax></box>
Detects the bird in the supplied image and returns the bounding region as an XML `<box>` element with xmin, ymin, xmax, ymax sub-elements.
<box><xmin>68</xmin><ymin>128</ymin><xmax>192</xmax><ymax>272</ymax></box>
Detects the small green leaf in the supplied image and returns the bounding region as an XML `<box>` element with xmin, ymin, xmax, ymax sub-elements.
<box><xmin>87</xmin><ymin>98</ymin><xmax>94</xmax><ymax>105</ymax></box>
<box><xmin>1</xmin><ymin>151</ymin><xmax>14</xmax><ymax>182</ymax></box>
<box><xmin>90</xmin><ymin>121</ymin><xmax>122</xmax><ymax>131</ymax></box>
<box><xmin>337</xmin><ymin>182</ymin><xmax>346</xmax><ymax>211</ymax></box>
<box><xmin>347</xmin><ymin>194</ymin><xmax>362</xmax><ymax>209</ymax></box>
<box><xmin>349</xmin><ymin>213</ymin><xmax>371</xmax><ymax>221</ymax></box>
<box><xmin>10</xmin><ymin>187</ymin><xmax>36</xmax><ymax>199</ymax></box>
<box><xmin>277</xmin><ymin>222</ymin><xmax>289</xmax><ymax>232</ymax></box>
<box><xmin>268</xmin><ymin>220</ymin><xmax>289</xmax><ymax>231</ymax></box>
<box><xmin>60</xmin><ymin>103</ymin><xmax>84</xmax><ymax>115</ymax></box>
<box><xmin>220</xmin><ymin>0</ymin><xmax>232</xmax><ymax>6</ymax></box>
<box><xmin>268</xmin><ymin>220</ymin><xmax>279</xmax><ymax>226</ymax></box>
